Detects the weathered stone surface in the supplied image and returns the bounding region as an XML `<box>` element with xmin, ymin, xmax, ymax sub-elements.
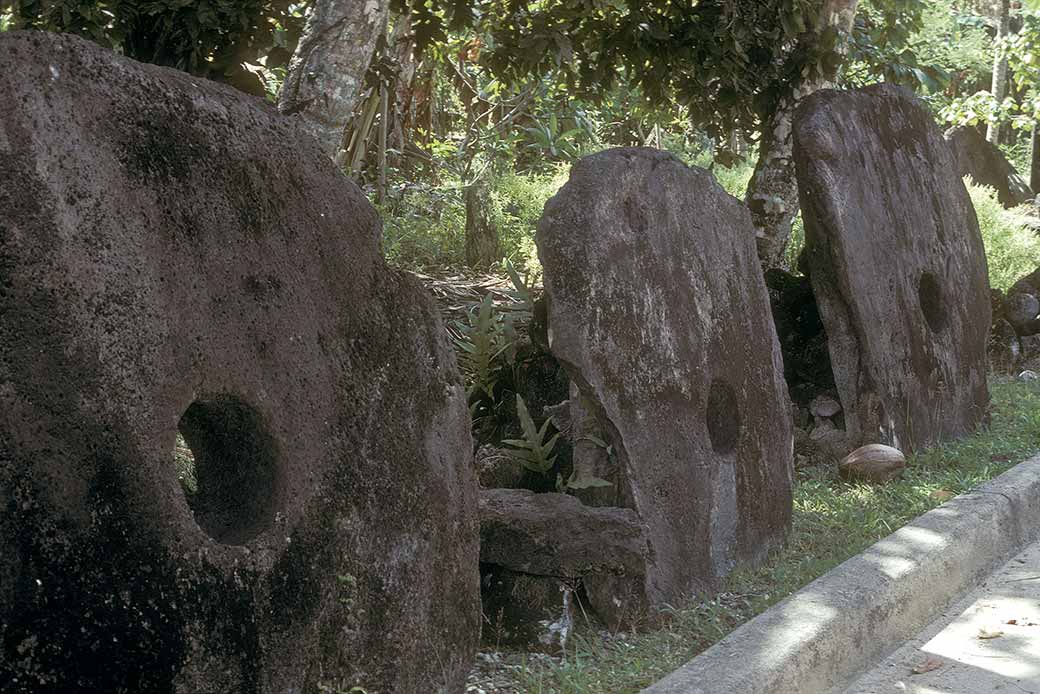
<box><xmin>479</xmin><ymin>489</ymin><xmax>647</xmax><ymax>578</ymax></box>
<box><xmin>567</xmin><ymin>384</ymin><xmax>621</xmax><ymax>508</ymax></box>
<box><xmin>794</xmin><ymin>85</ymin><xmax>990</xmax><ymax>453</ymax></box>
<box><xmin>808</xmin><ymin>420</ymin><xmax>852</xmax><ymax>463</ymax></box>
<box><xmin>1010</xmin><ymin>268</ymin><xmax>1040</xmax><ymax>296</ymax></box>
<box><xmin>1006</xmin><ymin>292</ymin><xmax>1040</xmax><ymax>332</ymax></box>
<box><xmin>475</xmin><ymin>445</ymin><xmax>525</xmax><ymax>489</ymax></box>
<box><xmin>1007</xmin><ymin>271</ymin><xmax>1040</xmax><ymax>335</ymax></box>
<box><xmin>990</xmin><ymin>318</ymin><xmax>1022</xmax><ymax>372</ymax></box>
<box><xmin>946</xmin><ymin>125</ymin><xmax>1033</xmax><ymax>208</ymax></box>
<box><xmin>810</xmin><ymin>394</ymin><xmax>842</xmax><ymax>419</ymax></box>
<box><xmin>0</xmin><ymin>32</ymin><xmax>478</xmax><ymax>694</ymax></box>
<box><xmin>1022</xmin><ymin>334</ymin><xmax>1040</xmax><ymax>361</ymax></box>
<box><xmin>536</xmin><ymin>147</ymin><xmax>794</xmax><ymax>608</ymax></box>
<box><xmin>839</xmin><ymin>444</ymin><xmax>907</xmax><ymax>483</ymax></box>
<box><xmin>583</xmin><ymin>572</ymin><xmax>655</xmax><ymax>632</ymax></box>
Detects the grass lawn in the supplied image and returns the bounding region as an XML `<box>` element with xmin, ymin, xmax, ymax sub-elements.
<box><xmin>504</xmin><ymin>375</ymin><xmax>1040</xmax><ymax>693</ymax></box>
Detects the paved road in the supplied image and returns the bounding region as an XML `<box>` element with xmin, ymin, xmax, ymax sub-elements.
<box><xmin>844</xmin><ymin>539</ymin><xmax>1040</xmax><ymax>694</ymax></box>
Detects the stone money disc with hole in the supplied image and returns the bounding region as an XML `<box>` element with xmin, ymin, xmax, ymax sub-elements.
<box><xmin>794</xmin><ymin>84</ymin><xmax>990</xmax><ymax>453</ymax></box>
<box><xmin>0</xmin><ymin>31</ymin><xmax>477</xmax><ymax>694</ymax></box>
<box><xmin>536</xmin><ymin>147</ymin><xmax>793</xmax><ymax>613</ymax></box>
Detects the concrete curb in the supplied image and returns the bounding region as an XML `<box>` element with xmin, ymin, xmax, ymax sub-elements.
<box><xmin>642</xmin><ymin>454</ymin><xmax>1040</xmax><ymax>694</ymax></box>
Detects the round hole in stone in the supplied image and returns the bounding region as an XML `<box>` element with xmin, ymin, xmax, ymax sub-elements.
<box><xmin>705</xmin><ymin>380</ymin><xmax>740</xmax><ymax>456</ymax></box>
<box><xmin>918</xmin><ymin>271</ymin><xmax>947</xmax><ymax>332</ymax></box>
<box><xmin>175</xmin><ymin>396</ymin><xmax>281</xmax><ymax>545</ymax></box>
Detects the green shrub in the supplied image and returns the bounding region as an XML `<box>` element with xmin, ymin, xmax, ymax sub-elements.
<box><xmin>378</xmin><ymin>167</ymin><xmax>566</xmax><ymax>273</ymax></box>
<box><xmin>689</xmin><ymin>151</ymin><xmax>755</xmax><ymax>200</ymax></box>
<box><xmin>784</xmin><ymin>212</ymin><xmax>805</xmax><ymax>271</ymax></box>
<box><xmin>999</xmin><ymin>141</ymin><xmax>1032</xmax><ymax>181</ymax></box>
<box><xmin>378</xmin><ymin>185</ymin><xmax>467</xmax><ymax>270</ymax></box>
<box><xmin>491</xmin><ymin>167</ymin><xmax>568</xmax><ymax>276</ymax></box>
<box><xmin>967</xmin><ymin>178</ymin><xmax>1040</xmax><ymax>291</ymax></box>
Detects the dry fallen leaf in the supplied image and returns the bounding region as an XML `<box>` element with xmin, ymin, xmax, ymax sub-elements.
<box><xmin>978</xmin><ymin>628</ymin><xmax>1004</xmax><ymax>640</ymax></box>
<box><xmin>912</xmin><ymin>656</ymin><xmax>943</xmax><ymax>674</ymax></box>
<box><xmin>929</xmin><ymin>490</ymin><xmax>954</xmax><ymax>502</ymax></box>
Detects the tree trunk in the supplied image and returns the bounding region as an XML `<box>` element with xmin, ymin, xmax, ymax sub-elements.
<box><xmin>1030</xmin><ymin>122</ymin><xmax>1040</xmax><ymax>194</ymax></box>
<box><xmin>278</xmin><ymin>0</ymin><xmax>389</xmax><ymax>159</ymax></box>
<box><xmin>465</xmin><ymin>180</ymin><xmax>500</xmax><ymax>270</ymax></box>
<box><xmin>391</xmin><ymin>15</ymin><xmax>419</xmax><ymax>156</ymax></box>
<box><xmin>745</xmin><ymin>93</ymin><xmax>800</xmax><ymax>268</ymax></box>
<box><xmin>376</xmin><ymin>83</ymin><xmax>389</xmax><ymax>203</ymax></box>
<box><xmin>746</xmin><ymin>0</ymin><xmax>859</xmax><ymax>269</ymax></box>
<box><xmin>987</xmin><ymin>0</ymin><xmax>1011</xmax><ymax>145</ymax></box>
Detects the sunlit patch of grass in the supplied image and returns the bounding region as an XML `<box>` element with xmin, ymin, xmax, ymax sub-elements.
<box><xmin>506</xmin><ymin>376</ymin><xmax>1040</xmax><ymax>693</ymax></box>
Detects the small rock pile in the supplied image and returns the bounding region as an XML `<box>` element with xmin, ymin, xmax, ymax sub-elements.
<box><xmin>991</xmin><ymin>269</ymin><xmax>1040</xmax><ymax>372</ymax></box>
<box><xmin>792</xmin><ymin>394</ymin><xmax>849</xmax><ymax>468</ymax></box>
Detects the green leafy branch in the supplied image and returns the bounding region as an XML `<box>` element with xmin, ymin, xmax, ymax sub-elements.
<box><xmin>452</xmin><ymin>293</ymin><xmax>515</xmax><ymax>399</ymax></box>
<box><xmin>501</xmin><ymin>257</ymin><xmax>534</xmax><ymax>316</ymax></box>
<box><xmin>503</xmin><ymin>394</ymin><xmax>559</xmax><ymax>474</ymax></box>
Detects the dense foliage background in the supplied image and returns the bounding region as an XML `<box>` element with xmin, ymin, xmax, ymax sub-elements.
<box><xmin>3</xmin><ymin>0</ymin><xmax>1040</xmax><ymax>277</ymax></box>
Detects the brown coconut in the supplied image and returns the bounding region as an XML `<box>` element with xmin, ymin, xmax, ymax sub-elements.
<box><xmin>839</xmin><ymin>444</ymin><xmax>907</xmax><ymax>483</ymax></box>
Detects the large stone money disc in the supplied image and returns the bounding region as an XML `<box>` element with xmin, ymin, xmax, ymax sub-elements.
<box><xmin>0</xmin><ymin>31</ymin><xmax>478</xmax><ymax>693</ymax></box>
<box><xmin>537</xmin><ymin>147</ymin><xmax>793</xmax><ymax>605</ymax></box>
<box><xmin>794</xmin><ymin>84</ymin><xmax>990</xmax><ymax>452</ymax></box>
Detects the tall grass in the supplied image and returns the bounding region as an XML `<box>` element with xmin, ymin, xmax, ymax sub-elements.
<box><xmin>967</xmin><ymin>178</ymin><xmax>1040</xmax><ymax>290</ymax></box>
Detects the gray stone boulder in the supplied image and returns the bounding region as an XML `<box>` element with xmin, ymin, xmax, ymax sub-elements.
<box><xmin>1006</xmin><ymin>292</ymin><xmax>1040</xmax><ymax>332</ymax></box>
<box><xmin>808</xmin><ymin>420</ymin><xmax>852</xmax><ymax>464</ymax></box>
<box><xmin>810</xmin><ymin>394</ymin><xmax>842</xmax><ymax>419</ymax></box>
<box><xmin>794</xmin><ymin>85</ymin><xmax>990</xmax><ymax>453</ymax></box>
<box><xmin>0</xmin><ymin>32</ymin><xmax>477</xmax><ymax>694</ymax></box>
<box><xmin>946</xmin><ymin>125</ymin><xmax>1033</xmax><ymax>208</ymax></box>
<box><xmin>990</xmin><ymin>318</ymin><xmax>1023</xmax><ymax>372</ymax></box>
<box><xmin>1010</xmin><ymin>267</ymin><xmax>1040</xmax><ymax>297</ymax></box>
<box><xmin>536</xmin><ymin>148</ymin><xmax>794</xmax><ymax>611</ymax></box>
<box><xmin>478</xmin><ymin>488</ymin><xmax>647</xmax><ymax>650</ymax></box>
<box><xmin>1022</xmin><ymin>334</ymin><xmax>1040</xmax><ymax>362</ymax></box>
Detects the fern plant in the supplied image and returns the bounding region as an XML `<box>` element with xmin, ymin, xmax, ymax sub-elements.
<box><xmin>501</xmin><ymin>257</ymin><xmax>534</xmax><ymax>317</ymax></box>
<box><xmin>453</xmin><ymin>293</ymin><xmax>514</xmax><ymax>399</ymax></box>
<box><xmin>503</xmin><ymin>394</ymin><xmax>560</xmax><ymax>474</ymax></box>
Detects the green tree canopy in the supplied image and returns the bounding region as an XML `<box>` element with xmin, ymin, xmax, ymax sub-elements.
<box><xmin>2</xmin><ymin>0</ymin><xmax>304</xmax><ymax>93</ymax></box>
<box><xmin>396</xmin><ymin>0</ymin><xmax>932</xmax><ymax>142</ymax></box>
